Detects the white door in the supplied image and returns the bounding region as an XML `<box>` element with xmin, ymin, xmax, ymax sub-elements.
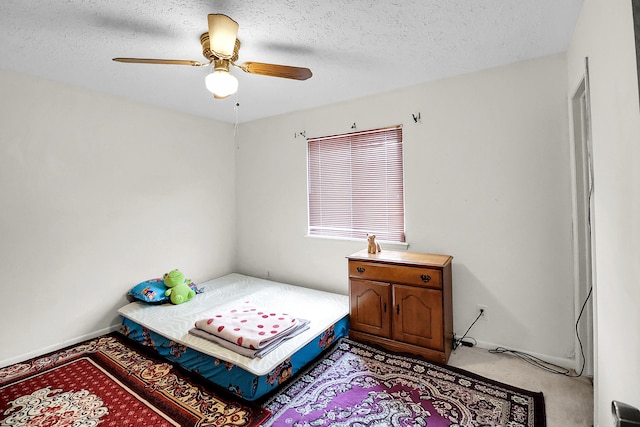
<box><xmin>570</xmin><ymin>65</ymin><xmax>595</xmax><ymax>377</ymax></box>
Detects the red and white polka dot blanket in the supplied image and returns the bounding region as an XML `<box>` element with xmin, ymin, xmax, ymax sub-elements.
<box><xmin>193</xmin><ymin>302</ymin><xmax>300</xmax><ymax>350</ymax></box>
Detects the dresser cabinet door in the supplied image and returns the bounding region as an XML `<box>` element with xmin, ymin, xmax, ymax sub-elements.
<box><xmin>392</xmin><ymin>284</ymin><xmax>444</xmax><ymax>350</ymax></box>
<box><xmin>349</xmin><ymin>279</ymin><xmax>392</xmax><ymax>338</ymax></box>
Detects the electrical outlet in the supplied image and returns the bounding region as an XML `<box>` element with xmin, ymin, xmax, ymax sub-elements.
<box><xmin>477</xmin><ymin>304</ymin><xmax>488</xmax><ymax>320</ymax></box>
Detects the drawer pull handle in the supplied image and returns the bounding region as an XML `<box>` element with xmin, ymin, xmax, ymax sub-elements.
<box><xmin>383</xmin><ymin>303</ymin><xmax>387</xmax><ymax>312</ymax></box>
<box><xmin>357</xmin><ymin>267</ymin><xmax>365</xmax><ymax>273</ymax></box>
<box><xmin>421</xmin><ymin>274</ymin><xmax>431</xmax><ymax>283</ymax></box>
<box><xmin>396</xmin><ymin>305</ymin><xmax>400</xmax><ymax>315</ymax></box>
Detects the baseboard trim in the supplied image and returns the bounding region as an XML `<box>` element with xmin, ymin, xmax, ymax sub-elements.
<box><xmin>0</xmin><ymin>324</ymin><xmax>120</xmax><ymax>369</ymax></box>
<box><xmin>470</xmin><ymin>338</ymin><xmax>577</xmax><ymax>373</ymax></box>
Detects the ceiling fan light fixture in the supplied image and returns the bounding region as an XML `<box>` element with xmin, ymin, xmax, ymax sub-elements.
<box><xmin>205</xmin><ymin>61</ymin><xmax>238</xmax><ymax>98</ymax></box>
<box><xmin>208</xmin><ymin>14</ymin><xmax>239</xmax><ymax>59</ymax></box>
<box><xmin>114</xmin><ymin>13</ymin><xmax>312</xmax><ymax>101</ymax></box>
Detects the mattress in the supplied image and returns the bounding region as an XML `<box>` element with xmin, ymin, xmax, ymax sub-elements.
<box><xmin>118</xmin><ymin>273</ymin><xmax>349</xmax><ymax>400</ymax></box>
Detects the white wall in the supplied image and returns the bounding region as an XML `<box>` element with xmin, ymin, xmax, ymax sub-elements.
<box><xmin>568</xmin><ymin>0</ymin><xmax>640</xmax><ymax>425</ymax></box>
<box><xmin>0</xmin><ymin>48</ymin><xmax>587</xmax><ymax>393</ymax></box>
<box><xmin>235</xmin><ymin>54</ymin><xmax>576</xmax><ymax>363</ymax></box>
<box><xmin>0</xmin><ymin>70</ymin><xmax>237</xmax><ymax>366</ymax></box>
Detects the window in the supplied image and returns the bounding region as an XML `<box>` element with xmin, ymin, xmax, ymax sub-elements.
<box><xmin>307</xmin><ymin>125</ymin><xmax>405</xmax><ymax>243</ymax></box>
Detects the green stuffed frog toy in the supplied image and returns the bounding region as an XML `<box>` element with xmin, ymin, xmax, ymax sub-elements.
<box><xmin>163</xmin><ymin>269</ymin><xmax>196</xmax><ymax>305</ymax></box>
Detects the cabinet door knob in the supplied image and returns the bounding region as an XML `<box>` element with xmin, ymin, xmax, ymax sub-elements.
<box><xmin>357</xmin><ymin>267</ymin><xmax>365</xmax><ymax>273</ymax></box>
<box><xmin>396</xmin><ymin>305</ymin><xmax>400</xmax><ymax>315</ymax></box>
<box><xmin>383</xmin><ymin>303</ymin><xmax>387</xmax><ymax>312</ymax></box>
<box><xmin>421</xmin><ymin>274</ymin><xmax>431</xmax><ymax>283</ymax></box>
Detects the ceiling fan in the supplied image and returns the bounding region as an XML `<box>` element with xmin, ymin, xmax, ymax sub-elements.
<box><xmin>113</xmin><ymin>14</ymin><xmax>312</xmax><ymax>99</ymax></box>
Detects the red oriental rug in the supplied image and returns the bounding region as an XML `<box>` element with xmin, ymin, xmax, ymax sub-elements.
<box><xmin>262</xmin><ymin>338</ymin><xmax>546</xmax><ymax>427</ymax></box>
<box><xmin>0</xmin><ymin>333</ymin><xmax>270</xmax><ymax>427</ymax></box>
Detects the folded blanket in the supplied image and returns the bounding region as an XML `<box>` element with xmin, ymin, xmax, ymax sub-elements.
<box><xmin>189</xmin><ymin>318</ymin><xmax>310</xmax><ymax>358</ymax></box>
<box><xmin>193</xmin><ymin>303</ymin><xmax>300</xmax><ymax>350</ymax></box>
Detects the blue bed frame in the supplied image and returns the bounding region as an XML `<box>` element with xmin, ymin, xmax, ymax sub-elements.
<box><xmin>120</xmin><ymin>315</ymin><xmax>349</xmax><ymax>401</ymax></box>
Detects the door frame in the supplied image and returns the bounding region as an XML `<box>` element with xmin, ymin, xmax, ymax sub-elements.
<box><xmin>568</xmin><ymin>57</ymin><xmax>596</xmax><ymax>378</ymax></box>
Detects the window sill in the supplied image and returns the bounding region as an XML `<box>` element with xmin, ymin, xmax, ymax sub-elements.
<box><xmin>305</xmin><ymin>234</ymin><xmax>410</xmax><ymax>250</ymax></box>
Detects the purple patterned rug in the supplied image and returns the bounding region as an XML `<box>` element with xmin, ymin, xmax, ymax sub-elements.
<box><xmin>262</xmin><ymin>338</ymin><xmax>546</xmax><ymax>426</ymax></box>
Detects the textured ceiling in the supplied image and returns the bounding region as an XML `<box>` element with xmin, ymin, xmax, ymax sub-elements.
<box><xmin>0</xmin><ymin>0</ymin><xmax>583</xmax><ymax>124</ymax></box>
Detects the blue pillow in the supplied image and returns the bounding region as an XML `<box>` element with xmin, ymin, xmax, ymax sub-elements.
<box><xmin>128</xmin><ymin>278</ymin><xmax>168</xmax><ymax>303</ymax></box>
<box><xmin>128</xmin><ymin>278</ymin><xmax>203</xmax><ymax>304</ymax></box>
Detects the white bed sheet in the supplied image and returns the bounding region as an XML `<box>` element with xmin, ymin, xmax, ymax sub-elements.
<box><xmin>118</xmin><ymin>273</ymin><xmax>349</xmax><ymax>376</ymax></box>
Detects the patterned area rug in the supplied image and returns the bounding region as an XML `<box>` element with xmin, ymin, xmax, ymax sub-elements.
<box><xmin>262</xmin><ymin>338</ymin><xmax>546</xmax><ymax>426</ymax></box>
<box><xmin>0</xmin><ymin>333</ymin><xmax>270</xmax><ymax>427</ymax></box>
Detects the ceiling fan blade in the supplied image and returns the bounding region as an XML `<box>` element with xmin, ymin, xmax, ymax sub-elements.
<box><xmin>239</xmin><ymin>62</ymin><xmax>312</xmax><ymax>80</ymax></box>
<box><xmin>112</xmin><ymin>58</ymin><xmax>206</xmax><ymax>66</ymax></box>
<box><xmin>208</xmin><ymin>14</ymin><xmax>239</xmax><ymax>59</ymax></box>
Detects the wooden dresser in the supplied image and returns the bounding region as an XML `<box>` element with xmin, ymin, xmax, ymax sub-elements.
<box><xmin>347</xmin><ymin>249</ymin><xmax>453</xmax><ymax>364</ymax></box>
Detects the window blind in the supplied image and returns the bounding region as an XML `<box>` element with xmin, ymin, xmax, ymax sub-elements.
<box><xmin>307</xmin><ymin>125</ymin><xmax>405</xmax><ymax>242</ymax></box>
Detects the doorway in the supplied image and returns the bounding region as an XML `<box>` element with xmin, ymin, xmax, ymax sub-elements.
<box><xmin>570</xmin><ymin>60</ymin><xmax>595</xmax><ymax>377</ymax></box>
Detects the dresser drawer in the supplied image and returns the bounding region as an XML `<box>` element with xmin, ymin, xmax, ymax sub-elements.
<box><xmin>349</xmin><ymin>261</ymin><xmax>442</xmax><ymax>289</ymax></box>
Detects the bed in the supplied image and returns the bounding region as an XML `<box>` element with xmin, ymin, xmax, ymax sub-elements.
<box><xmin>118</xmin><ymin>273</ymin><xmax>350</xmax><ymax>401</ymax></box>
